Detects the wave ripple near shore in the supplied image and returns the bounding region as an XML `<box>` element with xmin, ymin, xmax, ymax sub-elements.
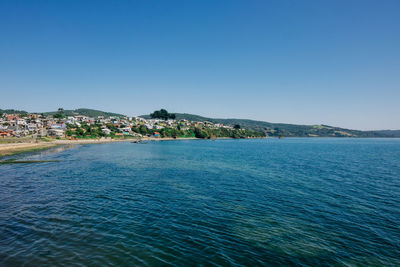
<box><xmin>1</xmin><ymin>138</ymin><xmax>400</xmax><ymax>266</ymax></box>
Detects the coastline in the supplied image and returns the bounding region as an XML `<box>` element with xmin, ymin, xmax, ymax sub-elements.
<box><xmin>0</xmin><ymin>136</ymin><xmax>267</xmax><ymax>157</ymax></box>
<box><xmin>2</xmin><ymin>135</ymin><xmax>393</xmax><ymax>158</ymax></box>
<box><xmin>0</xmin><ymin>138</ymin><xmax>132</xmax><ymax>157</ymax></box>
<box><xmin>0</xmin><ymin>143</ymin><xmax>58</xmax><ymax>157</ymax></box>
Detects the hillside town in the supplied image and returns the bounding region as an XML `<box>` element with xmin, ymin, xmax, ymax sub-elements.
<box><xmin>0</xmin><ymin>110</ymin><xmax>265</xmax><ymax>139</ymax></box>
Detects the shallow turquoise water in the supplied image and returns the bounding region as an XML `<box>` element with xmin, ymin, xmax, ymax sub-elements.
<box><xmin>1</xmin><ymin>138</ymin><xmax>400</xmax><ymax>266</ymax></box>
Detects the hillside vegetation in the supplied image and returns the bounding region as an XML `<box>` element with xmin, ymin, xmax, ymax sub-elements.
<box><xmin>142</xmin><ymin>113</ymin><xmax>400</xmax><ymax>138</ymax></box>
<box><xmin>3</xmin><ymin>108</ymin><xmax>399</xmax><ymax>137</ymax></box>
<box><xmin>42</xmin><ymin>108</ymin><xmax>125</xmax><ymax>118</ymax></box>
<box><xmin>0</xmin><ymin>109</ymin><xmax>28</xmax><ymax>115</ymax></box>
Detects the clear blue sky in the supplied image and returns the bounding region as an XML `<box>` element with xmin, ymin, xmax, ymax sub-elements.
<box><xmin>1</xmin><ymin>0</ymin><xmax>399</xmax><ymax>130</ymax></box>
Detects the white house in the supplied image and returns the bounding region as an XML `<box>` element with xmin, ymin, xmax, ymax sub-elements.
<box><xmin>102</xmin><ymin>128</ymin><xmax>111</xmax><ymax>135</ymax></box>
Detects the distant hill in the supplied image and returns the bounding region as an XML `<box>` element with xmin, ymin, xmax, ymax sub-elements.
<box><xmin>141</xmin><ymin>113</ymin><xmax>400</xmax><ymax>138</ymax></box>
<box><xmin>2</xmin><ymin>107</ymin><xmax>399</xmax><ymax>137</ymax></box>
<box><xmin>43</xmin><ymin>108</ymin><xmax>126</xmax><ymax>118</ymax></box>
<box><xmin>0</xmin><ymin>108</ymin><xmax>28</xmax><ymax>115</ymax></box>
<box><xmin>372</xmin><ymin>130</ymin><xmax>400</xmax><ymax>137</ymax></box>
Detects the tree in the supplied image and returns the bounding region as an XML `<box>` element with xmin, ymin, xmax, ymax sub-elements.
<box><xmin>150</xmin><ymin>109</ymin><xmax>176</xmax><ymax>120</ymax></box>
<box><xmin>194</xmin><ymin>128</ymin><xmax>209</xmax><ymax>139</ymax></box>
<box><xmin>76</xmin><ymin>127</ymin><xmax>85</xmax><ymax>136</ymax></box>
<box><xmin>234</xmin><ymin>124</ymin><xmax>241</xmax><ymax>129</ymax></box>
<box><xmin>54</xmin><ymin>107</ymin><xmax>65</xmax><ymax>119</ymax></box>
<box><xmin>139</xmin><ymin>126</ymin><xmax>149</xmax><ymax>135</ymax></box>
<box><xmin>66</xmin><ymin>129</ymin><xmax>74</xmax><ymax>136</ymax></box>
<box><xmin>131</xmin><ymin>126</ymin><xmax>139</xmax><ymax>133</ymax></box>
<box><xmin>170</xmin><ymin>128</ymin><xmax>178</xmax><ymax>138</ymax></box>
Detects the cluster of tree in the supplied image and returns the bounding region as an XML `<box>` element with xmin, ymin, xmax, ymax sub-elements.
<box><xmin>65</xmin><ymin>122</ymin><xmax>266</xmax><ymax>139</ymax></box>
<box><xmin>53</xmin><ymin>108</ymin><xmax>65</xmax><ymax>119</ymax></box>
<box><xmin>46</xmin><ymin>108</ymin><xmax>125</xmax><ymax>118</ymax></box>
<box><xmin>150</xmin><ymin>109</ymin><xmax>176</xmax><ymax>120</ymax></box>
<box><xmin>193</xmin><ymin>127</ymin><xmax>266</xmax><ymax>139</ymax></box>
<box><xmin>66</xmin><ymin>123</ymin><xmax>114</xmax><ymax>138</ymax></box>
<box><xmin>0</xmin><ymin>109</ymin><xmax>28</xmax><ymax>116</ymax></box>
<box><xmin>167</xmin><ymin>113</ymin><xmax>376</xmax><ymax>137</ymax></box>
<box><xmin>135</xmin><ymin>126</ymin><xmax>265</xmax><ymax>139</ymax></box>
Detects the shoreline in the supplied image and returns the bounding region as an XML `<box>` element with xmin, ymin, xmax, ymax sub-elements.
<box><xmin>1</xmin><ymin>136</ymin><xmax>395</xmax><ymax>157</ymax></box>
<box><xmin>0</xmin><ymin>137</ymin><xmax>264</xmax><ymax>157</ymax></box>
<box><xmin>0</xmin><ymin>138</ymin><xmax>133</xmax><ymax>157</ymax></box>
<box><xmin>0</xmin><ymin>143</ymin><xmax>58</xmax><ymax>157</ymax></box>
<box><xmin>0</xmin><ymin>136</ymin><xmax>269</xmax><ymax>157</ymax></box>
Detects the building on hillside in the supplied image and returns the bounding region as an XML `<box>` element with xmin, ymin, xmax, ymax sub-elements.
<box><xmin>47</xmin><ymin>128</ymin><xmax>65</xmax><ymax>137</ymax></box>
<box><xmin>50</xmin><ymin>123</ymin><xmax>66</xmax><ymax>129</ymax></box>
<box><xmin>37</xmin><ymin>129</ymin><xmax>47</xmax><ymax>137</ymax></box>
<box><xmin>102</xmin><ymin>128</ymin><xmax>111</xmax><ymax>135</ymax></box>
<box><xmin>0</xmin><ymin>131</ymin><xmax>9</xmax><ymax>137</ymax></box>
<box><xmin>16</xmin><ymin>119</ymin><xmax>26</xmax><ymax>125</ymax></box>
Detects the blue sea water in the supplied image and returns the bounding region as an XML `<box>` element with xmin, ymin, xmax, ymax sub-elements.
<box><xmin>1</xmin><ymin>138</ymin><xmax>400</xmax><ymax>266</ymax></box>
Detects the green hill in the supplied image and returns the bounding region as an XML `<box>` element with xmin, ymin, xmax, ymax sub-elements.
<box><xmin>43</xmin><ymin>108</ymin><xmax>126</xmax><ymax>118</ymax></box>
<box><xmin>3</xmin><ymin>107</ymin><xmax>399</xmax><ymax>137</ymax></box>
<box><xmin>142</xmin><ymin>113</ymin><xmax>400</xmax><ymax>138</ymax></box>
<box><xmin>372</xmin><ymin>130</ymin><xmax>400</xmax><ymax>137</ymax></box>
<box><xmin>0</xmin><ymin>108</ymin><xmax>28</xmax><ymax>115</ymax></box>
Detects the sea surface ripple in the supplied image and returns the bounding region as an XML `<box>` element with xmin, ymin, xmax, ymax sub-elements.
<box><xmin>1</xmin><ymin>138</ymin><xmax>400</xmax><ymax>266</ymax></box>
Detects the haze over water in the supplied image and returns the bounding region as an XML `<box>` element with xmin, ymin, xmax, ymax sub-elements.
<box><xmin>1</xmin><ymin>138</ymin><xmax>400</xmax><ymax>266</ymax></box>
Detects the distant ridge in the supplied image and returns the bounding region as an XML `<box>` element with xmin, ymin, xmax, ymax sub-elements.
<box><xmin>42</xmin><ymin>108</ymin><xmax>126</xmax><ymax>118</ymax></box>
<box><xmin>0</xmin><ymin>108</ymin><xmax>28</xmax><ymax>114</ymax></box>
<box><xmin>2</xmin><ymin>108</ymin><xmax>399</xmax><ymax>137</ymax></box>
<box><xmin>141</xmin><ymin>113</ymin><xmax>400</xmax><ymax>138</ymax></box>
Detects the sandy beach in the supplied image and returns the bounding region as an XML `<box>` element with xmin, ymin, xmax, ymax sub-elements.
<box><xmin>0</xmin><ymin>138</ymin><xmax>131</xmax><ymax>156</ymax></box>
<box><xmin>0</xmin><ymin>142</ymin><xmax>57</xmax><ymax>157</ymax></box>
